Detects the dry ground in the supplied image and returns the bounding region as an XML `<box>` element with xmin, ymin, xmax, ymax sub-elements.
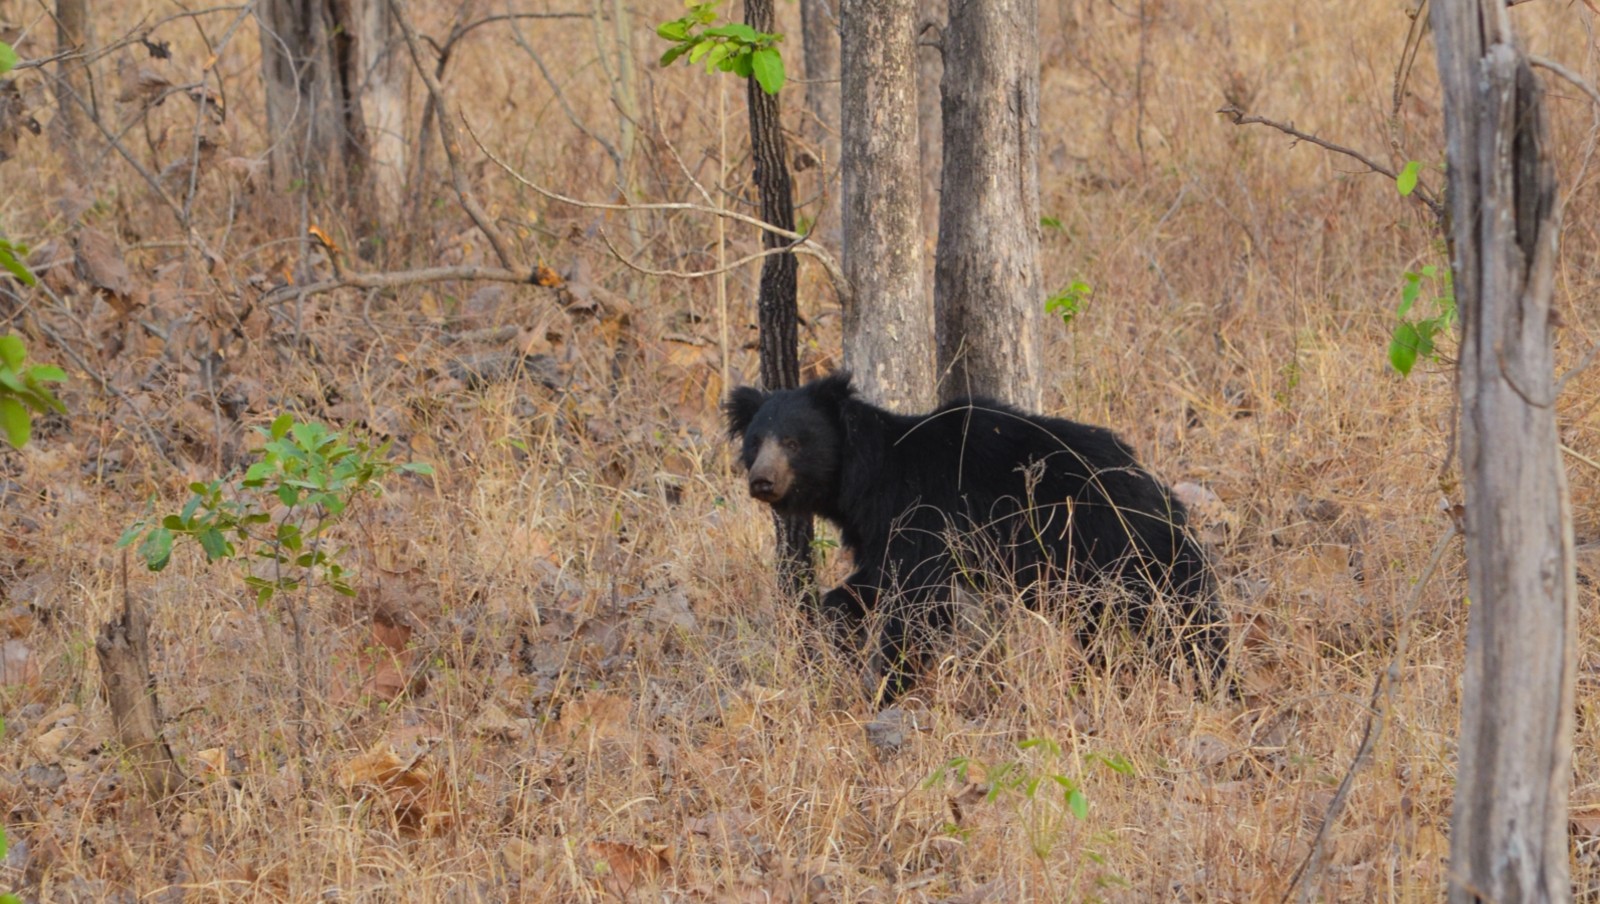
<box><xmin>1</xmin><ymin>0</ymin><xmax>1598</xmax><ymax>901</ymax></box>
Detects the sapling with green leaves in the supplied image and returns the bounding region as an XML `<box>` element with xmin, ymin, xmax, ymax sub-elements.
<box><xmin>120</xmin><ymin>414</ymin><xmax>433</xmax><ymax>602</ymax></box>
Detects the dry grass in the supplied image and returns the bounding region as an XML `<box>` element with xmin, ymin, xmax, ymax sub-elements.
<box><xmin>1</xmin><ymin>0</ymin><xmax>1598</xmax><ymax>901</ymax></box>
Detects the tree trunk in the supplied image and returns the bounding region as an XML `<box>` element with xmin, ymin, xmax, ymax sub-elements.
<box><xmin>353</xmin><ymin>0</ymin><xmax>407</xmax><ymax>223</ymax></box>
<box><xmin>745</xmin><ymin>0</ymin><xmax>815</xmax><ymax>596</ymax></box>
<box><xmin>933</xmin><ymin>0</ymin><xmax>1043</xmax><ymax>408</ymax></box>
<box><xmin>800</xmin><ymin>0</ymin><xmax>840</xmax><ymax>250</ymax></box>
<box><xmin>96</xmin><ymin>590</ymin><xmax>191</xmax><ymax>801</ymax></box>
<box><xmin>258</xmin><ymin>0</ymin><xmax>402</xmax><ymax>223</ymax></box>
<box><xmin>915</xmin><ymin>0</ymin><xmax>944</xmax><ymax>253</ymax></box>
<box><xmin>839</xmin><ymin>0</ymin><xmax>933</xmax><ymax>410</ymax></box>
<box><xmin>53</xmin><ymin>0</ymin><xmax>92</xmax><ymax>168</ymax></box>
<box><xmin>1430</xmin><ymin>2</ymin><xmax>1576</xmax><ymax>902</ymax></box>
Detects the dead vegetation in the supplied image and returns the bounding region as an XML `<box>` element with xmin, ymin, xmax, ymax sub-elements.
<box><xmin>0</xmin><ymin>0</ymin><xmax>1597</xmax><ymax>901</ymax></box>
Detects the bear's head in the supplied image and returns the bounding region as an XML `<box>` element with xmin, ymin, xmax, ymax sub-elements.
<box><xmin>724</xmin><ymin>372</ymin><xmax>853</xmax><ymax>515</ymax></box>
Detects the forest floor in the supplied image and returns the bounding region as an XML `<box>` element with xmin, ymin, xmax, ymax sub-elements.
<box><xmin>1</xmin><ymin>0</ymin><xmax>1598</xmax><ymax>901</ymax></box>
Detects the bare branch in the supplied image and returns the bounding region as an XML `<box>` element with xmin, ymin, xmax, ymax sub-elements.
<box><xmin>465</xmin><ymin>121</ymin><xmax>855</xmax><ymax>309</ymax></box>
<box><xmin>1529</xmin><ymin>55</ymin><xmax>1600</xmax><ymax>109</ymax></box>
<box><xmin>390</xmin><ymin>0</ymin><xmax>520</xmax><ymax>270</ymax></box>
<box><xmin>1217</xmin><ymin>104</ymin><xmax>1445</xmax><ymax>221</ymax></box>
<box><xmin>260</xmin><ymin>264</ymin><xmax>533</xmax><ymax>307</ymax></box>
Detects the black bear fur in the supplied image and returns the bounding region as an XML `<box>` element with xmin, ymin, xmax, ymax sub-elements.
<box><xmin>725</xmin><ymin>372</ymin><xmax>1227</xmax><ymax>699</ymax></box>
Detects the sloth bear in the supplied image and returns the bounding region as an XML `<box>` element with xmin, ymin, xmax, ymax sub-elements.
<box><xmin>725</xmin><ymin>372</ymin><xmax>1227</xmax><ymax>700</ymax></box>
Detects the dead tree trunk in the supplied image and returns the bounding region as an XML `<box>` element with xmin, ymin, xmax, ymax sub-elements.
<box><xmin>839</xmin><ymin>0</ymin><xmax>933</xmax><ymax>410</ymax></box>
<box><xmin>96</xmin><ymin>587</ymin><xmax>191</xmax><ymax>801</ymax></box>
<box><xmin>745</xmin><ymin>0</ymin><xmax>815</xmax><ymax>596</ymax></box>
<box><xmin>1430</xmin><ymin>2</ymin><xmax>1576</xmax><ymax>901</ymax></box>
<box><xmin>933</xmin><ymin>0</ymin><xmax>1043</xmax><ymax>408</ymax></box>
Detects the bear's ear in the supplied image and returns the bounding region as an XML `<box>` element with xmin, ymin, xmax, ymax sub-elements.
<box><xmin>809</xmin><ymin>371</ymin><xmax>855</xmax><ymax>409</ymax></box>
<box><xmin>724</xmin><ymin>386</ymin><xmax>768</xmax><ymax>439</ymax></box>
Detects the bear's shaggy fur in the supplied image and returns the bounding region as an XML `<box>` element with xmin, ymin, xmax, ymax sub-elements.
<box><xmin>726</xmin><ymin>372</ymin><xmax>1227</xmax><ymax>699</ymax></box>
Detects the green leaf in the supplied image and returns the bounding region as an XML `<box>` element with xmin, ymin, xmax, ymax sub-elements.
<box><xmin>704</xmin><ymin>23</ymin><xmax>759</xmax><ymax>41</ymax></box>
<box><xmin>401</xmin><ymin>462</ymin><xmax>435</xmax><ymax>475</ymax></box>
<box><xmin>1396</xmin><ymin>160</ymin><xmax>1421</xmax><ymax>197</ymax></box>
<box><xmin>1389</xmin><ymin>323</ymin><xmax>1421</xmax><ymax>376</ymax></box>
<box><xmin>270</xmin><ymin>413</ymin><xmax>293</xmax><ymax>440</ymax></box>
<box><xmin>116</xmin><ymin>522</ymin><xmax>147</xmax><ymax>548</ymax></box>
<box><xmin>0</xmin><ymin>243</ymin><xmax>36</xmax><ymax>286</ymax></box>
<box><xmin>656</xmin><ymin>20</ymin><xmax>689</xmax><ymax>40</ymax></box>
<box><xmin>0</xmin><ymin>334</ymin><xmax>23</xmax><ymax>370</ymax></box>
<box><xmin>703</xmin><ymin>41</ymin><xmax>731</xmax><ymax>71</ymax></box>
<box><xmin>689</xmin><ymin>39</ymin><xmax>714</xmax><ymax>64</ymax></box>
<box><xmin>659</xmin><ymin>44</ymin><xmax>689</xmax><ymax>67</ymax></box>
<box><xmin>0</xmin><ymin>396</ymin><xmax>28</xmax><ymax>448</ymax></box>
<box><xmin>0</xmin><ymin>42</ymin><xmax>18</xmax><ymax>77</ymax></box>
<box><xmin>729</xmin><ymin>49</ymin><xmax>754</xmax><ymax>77</ymax></box>
<box><xmin>1040</xmin><ymin>215</ymin><xmax>1063</xmax><ymax>231</ymax></box>
<box><xmin>139</xmin><ymin>527</ymin><xmax>174</xmax><ymax>571</ymax></box>
<box><xmin>750</xmin><ymin>48</ymin><xmax>784</xmax><ymax>94</ymax></box>
<box><xmin>197</xmin><ymin>527</ymin><xmax>231</xmax><ymax>561</ymax></box>
<box><xmin>1067</xmin><ymin>788</ymin><xmax>1088</xmax><ymax>820</ymax></box>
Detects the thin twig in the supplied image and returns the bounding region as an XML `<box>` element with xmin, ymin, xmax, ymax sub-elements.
<box><xmin>1282</xmin><ymin>523</ymin><xmax>1459</xmax><ymax>904</ymax></box>
<box><xmin>259</xmin><ymin>264</ymin><xmax>533</xmax><ymax>307</ymax></box>
<box><xmin>465</xmin><ymin>122</ymin><xmax>855</xmax><ymax>308</ymax></box>
<box><xmin>596</xmin><ymin>227</ymin><xmax>799</xmax><ymax>280</ymax></box>
<box><xmin>1217</xmin><ymin>104</ymin><xmax>1445</xmax><ymax>221</ymax></box>
<box><xmin>390</xmin><ymin>0</ymin><xmax>520</xmax><ymax>270</ymax></box>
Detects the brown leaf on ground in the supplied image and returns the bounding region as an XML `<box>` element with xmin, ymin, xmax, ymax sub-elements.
<box><xmin>73</xmin><ymin>227</ymin><xmax>136</xmax><ymax>311</ymax></box>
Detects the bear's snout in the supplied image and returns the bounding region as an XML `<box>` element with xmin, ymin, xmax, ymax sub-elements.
<box><xmin>746</xmin><ymin>439</ymin><xmax>793</xmax><ymax>504</ymax></box>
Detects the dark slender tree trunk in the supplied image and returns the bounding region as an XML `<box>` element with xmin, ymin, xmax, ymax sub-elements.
<box><xmin>745</xmin><ymin>0</ymin><xmax>814</xmax><ymax>596</ymax></box>
<box><xmin>1430</xmin><ymin>2</ymin><xmax>1575</xmax><ymax>901</ymax></box>
<box><xmin>933</xmin><ymin>0</ymin><xmax>1043</xmax><ymax>408</ymax></box>
<box><xmin>839</xmin><ymin>0</ymin><xmax>933</xmax><ymax>410</ymax></box>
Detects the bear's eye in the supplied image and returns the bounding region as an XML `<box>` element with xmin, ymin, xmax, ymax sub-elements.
<box><xmin>779</xmin><ymin>436</ymin><xmax>802</xmax><ymax>453</ymax></box>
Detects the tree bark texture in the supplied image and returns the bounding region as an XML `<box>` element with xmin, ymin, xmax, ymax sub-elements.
<box><xmin>915</xmin><ymin>0</ymin><xmax>945</xmax><ymax>253</ymax></box>
<box><xmin>800</xmin><ymin>0</ymin><xmax>841</xmax><ymax>251</ymax></box>
<box><xmin>745</xmin><ymin>0</ymin><xmax>815</xmax><ymax>595</ymax></box>
<box><xmin>840</xmin><ymin>0</ymin><xmax>934</xmax><ymax>411</ymax></box>
<box><xmin>53</xmin><ymin>0</ymin><xmax>93</xmax><ymax>161</ymax></box>
<box><xmin>354</xmin><ymin>0</ymin><xmax>407</xmax><ymax>219</ymax></box>
<box><xmin>96</xmin><ymin>592</ymin><xmax>191</xmax><ymax>800</ymax></box>
<box><xmin>258</xmin><ymin>0</ymin><xmax>402</xmax><ymax>220</ymax></box>
<box><xmin>1430</xmin><ymin>3</ymin><xmax>1576</xmax><ymax>902</ymax></box>
<box><xmin>933</xmin><ymin>0</ymin><xmax>1043</xmax><ymax>409</ymax></box>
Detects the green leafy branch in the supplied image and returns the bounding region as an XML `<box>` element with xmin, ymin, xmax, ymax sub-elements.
<box><xmin>0</xmin><ymin>333</ymin><xmax>66</xmax><ymax>449</ymax></box>
<box><xmin>657</xmin><ymin>1</ymin><xmax>786</xmax><ymax>95</ymax></box>
<box><xmin>1389</xmin><ymin>264</ymin><xmax>1455</xmax><ymax>377</ymax></box>
<box><xmin>119</xmin><ymin>414</ymin><xmax>433</xmax><ymax>602</ymax></box>
<box><xmin>1045</xmin><ymin>280</ymin><xmax>1093</xmax><ymax>327</ymax></box>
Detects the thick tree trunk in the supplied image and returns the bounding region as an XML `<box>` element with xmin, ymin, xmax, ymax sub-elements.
<box><xmin>933</xmin><ymin>0</ymin><xmax>1043</xmax><ymax>408</ymax></box>
<box><xmin>1430</xmin><ymin>3</ymin><xmax>1576</xmax><ymax>902</ymax></box>
<box><xmin>745</xmin><ymin>0</ymin><xmax>815</xmax><ymax>596</ymax></box>
<box><xmin>354</xmin><ymin>0</ymin><xmax>407</xmax><ymax>221</ymax></box>
<box><xmin>915</xmin><ymin>0</ymin><xmax>944</xmax><ymax>252</ymax></box>
<box><xmin>258</xmin><ymin>0</ymin><xmax>402</xmax><ymax>223</ymax></box>
<box><xmin>839</xmin><ymin>0</ymin><xmax>933</xmax><ymax>410</ymax></box>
